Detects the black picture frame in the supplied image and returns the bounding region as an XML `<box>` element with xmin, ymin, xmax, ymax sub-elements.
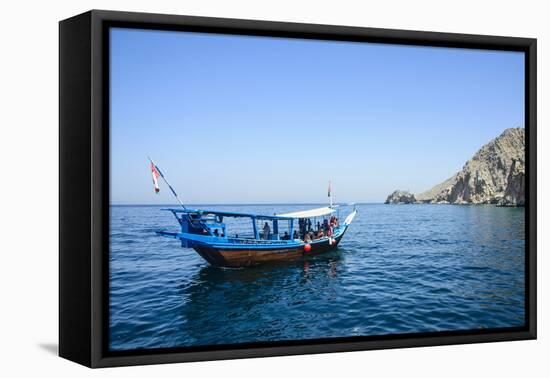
<box><xmin>59</xmin><ymin>9</ymin><xmax>537</xmax><ymax>368</ymax></box>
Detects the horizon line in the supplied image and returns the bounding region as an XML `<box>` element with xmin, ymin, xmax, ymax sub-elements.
<box><xmin>110</xmin><ymin>202</ymin><xmax>380</xmax><ymax>207</ymax></box>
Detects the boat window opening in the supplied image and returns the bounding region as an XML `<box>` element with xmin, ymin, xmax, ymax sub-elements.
<box><xmin>277</xmin><ymin>220</ymin><xmax>292</xmax><ymax>241</ymax></box>
<box><xmin>257</xmin><ymin>218</ymin><xmax>274</xmax><ymax>240</ymax></box>
<box><xmin>223</xmin><ymin>216</ymin><xmax>257</xmax><ymax>240</ymax></box>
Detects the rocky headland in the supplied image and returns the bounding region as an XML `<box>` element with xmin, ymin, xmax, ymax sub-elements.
<box><xmin>385</xmin><ymin>128</ymin><xmax>525</xmax><ymax>207</ymax></box>
<box><xmin>384</xmin><ymin>190</ymin><xmax>416</xmax><ymax>204</ymax></box>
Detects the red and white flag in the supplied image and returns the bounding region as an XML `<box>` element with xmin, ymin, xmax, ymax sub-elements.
<box><xmin>151</xmin><ymin>162</ymin><xmax>161</xmax><ymax>193</ymax></box>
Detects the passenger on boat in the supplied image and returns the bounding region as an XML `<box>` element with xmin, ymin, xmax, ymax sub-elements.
<box><xmin>316</xmin><ymin>222</ymin><xmax>321</xmax><ymax>232</ymax></box>
<box><xmin>323</xmin><ymin>219</ymin><xmax>329</xmax><ymax>234</ymax></box>
<box><xmin>317</xmin><ymin>229</ymin><xmax>324</xmax><ymax>238</ymax></box>
<box><xmin>299</xmin><ymin>218</ymin><xmax>307</xmax><ymax>236</ymax></box>
<box><xmin>282</xmin><ymin>231</ymin><xmax>290</xmax><ymax>240</ymax></box>
<box><xmin>293</xmin><ymin>230</ymin><xmax>299</xmax><ymax>239</ymax></box>
<box><xmin>262</xmin><ymin>222</ymin><xmax>271</xmax><ymax>240</ymax></box>
<box><xmin>213</xmin><ymin>229</ymin><xmax>220</xmax><ymax>237</ymax></box>
<box><xmin>307</xmin><ymin>218</ymin><xmax>312</xmax><ymax>232</ymax></box>
<box><xmin>304</xmin><ymin>232</ymin><xmax>312</xmax><ymax>243</ymax></box>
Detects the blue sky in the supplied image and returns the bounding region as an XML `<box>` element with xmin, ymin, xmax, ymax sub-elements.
<box><xmin>110</xmin><ymin>27</ymin><xmax>524</xmax><ymax>205</ymax></box>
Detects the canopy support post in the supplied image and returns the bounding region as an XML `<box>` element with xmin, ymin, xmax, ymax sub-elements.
<box><xmin>252</xmin><ymin>217</ymin><xmax>259</xmax><ymax>239</ymax></box>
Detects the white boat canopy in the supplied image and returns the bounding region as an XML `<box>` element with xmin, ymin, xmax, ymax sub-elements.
<box><xmin>276</xmin><ymin>207</ymin><xmax>335</xmax><ymax>219</ymax></box>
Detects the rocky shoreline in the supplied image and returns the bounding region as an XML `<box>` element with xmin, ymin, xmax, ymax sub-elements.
<box><xmin>385</xmin><ymin>128</ymin><xmax>525</xmax><ymax>207</ymax></box>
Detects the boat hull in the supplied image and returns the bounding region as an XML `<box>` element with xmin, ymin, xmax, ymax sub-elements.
<box><xmin>194</xmin><ymin>231</ymin><xmax>346</xmax><ymax>268</ymax></box>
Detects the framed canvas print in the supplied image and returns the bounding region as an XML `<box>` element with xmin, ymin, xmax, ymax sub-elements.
<box><xmin>59</xmin><ymin>10</ymin><xmax>537</xmax><ymax>368</ymax></box>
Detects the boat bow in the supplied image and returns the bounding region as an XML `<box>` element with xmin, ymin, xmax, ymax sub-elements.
<box><xmin>343</xmin><ymin>209</ymin><xmax>357</xmax><ymax>226</ymax></box>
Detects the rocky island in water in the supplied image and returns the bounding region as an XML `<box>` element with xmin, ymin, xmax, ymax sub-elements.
<box><xmin>385</xmin><ymin>128</ymin><xmax>525</xmax><ymax>207</ymax></box>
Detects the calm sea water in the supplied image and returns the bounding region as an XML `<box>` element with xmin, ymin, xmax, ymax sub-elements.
<box><xmin>109</xmin><ymin>204</ymin><xmax>525</xmax><ymax>351</ymax></box>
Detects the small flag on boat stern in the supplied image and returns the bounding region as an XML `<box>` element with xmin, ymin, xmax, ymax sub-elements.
<box><xmin>150</xmin><ymin>162</ymin><xmax>161</xmax><ymax>193</ymax></box>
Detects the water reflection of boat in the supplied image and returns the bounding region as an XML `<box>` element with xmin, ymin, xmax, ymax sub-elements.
<box><xmin>157</xmin><ymin>206</ymin><xmax>357</xmax><ymax>268</ymax></box>
<box><xmin>184</xmin><ymin>252</ymin><xmax>342</xmax><ymax>288</ymax></box>
<box><xmin>176</xmin><ymin>255</ymin><xmax>343</xmax><ymax>345</ymax></box>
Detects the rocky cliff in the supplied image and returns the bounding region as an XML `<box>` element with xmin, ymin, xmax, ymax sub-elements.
<box><xmin>387</xmin><ymin>128</ymin><xmax>525</xmax><ymax>206</ymax></box>
<box><xmin>498</xmin><ymin>158</ymin><xmax>525</xmax><ymax>206</ymax></box>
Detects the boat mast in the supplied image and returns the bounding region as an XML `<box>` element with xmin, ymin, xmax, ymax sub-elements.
<box><xmin>148</xmin><ymin>157</ymin><xmax>186</xmax><ymax>210</ymax></box>
<box><xmin>328</xmin><ymin>180</ymin><xmax>333</xmax><ymax>208</ymax></box>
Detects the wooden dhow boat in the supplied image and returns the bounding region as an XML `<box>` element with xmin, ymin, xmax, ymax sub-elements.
<box><xmin>157</xmin><ymin>206</ymin><xmax>357</xmax><ymax>268</ymax></box>
<box><xmin>149</xmin><ymin>158</ymin><xmax>357</xmax><ymax>268</ymax></box>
